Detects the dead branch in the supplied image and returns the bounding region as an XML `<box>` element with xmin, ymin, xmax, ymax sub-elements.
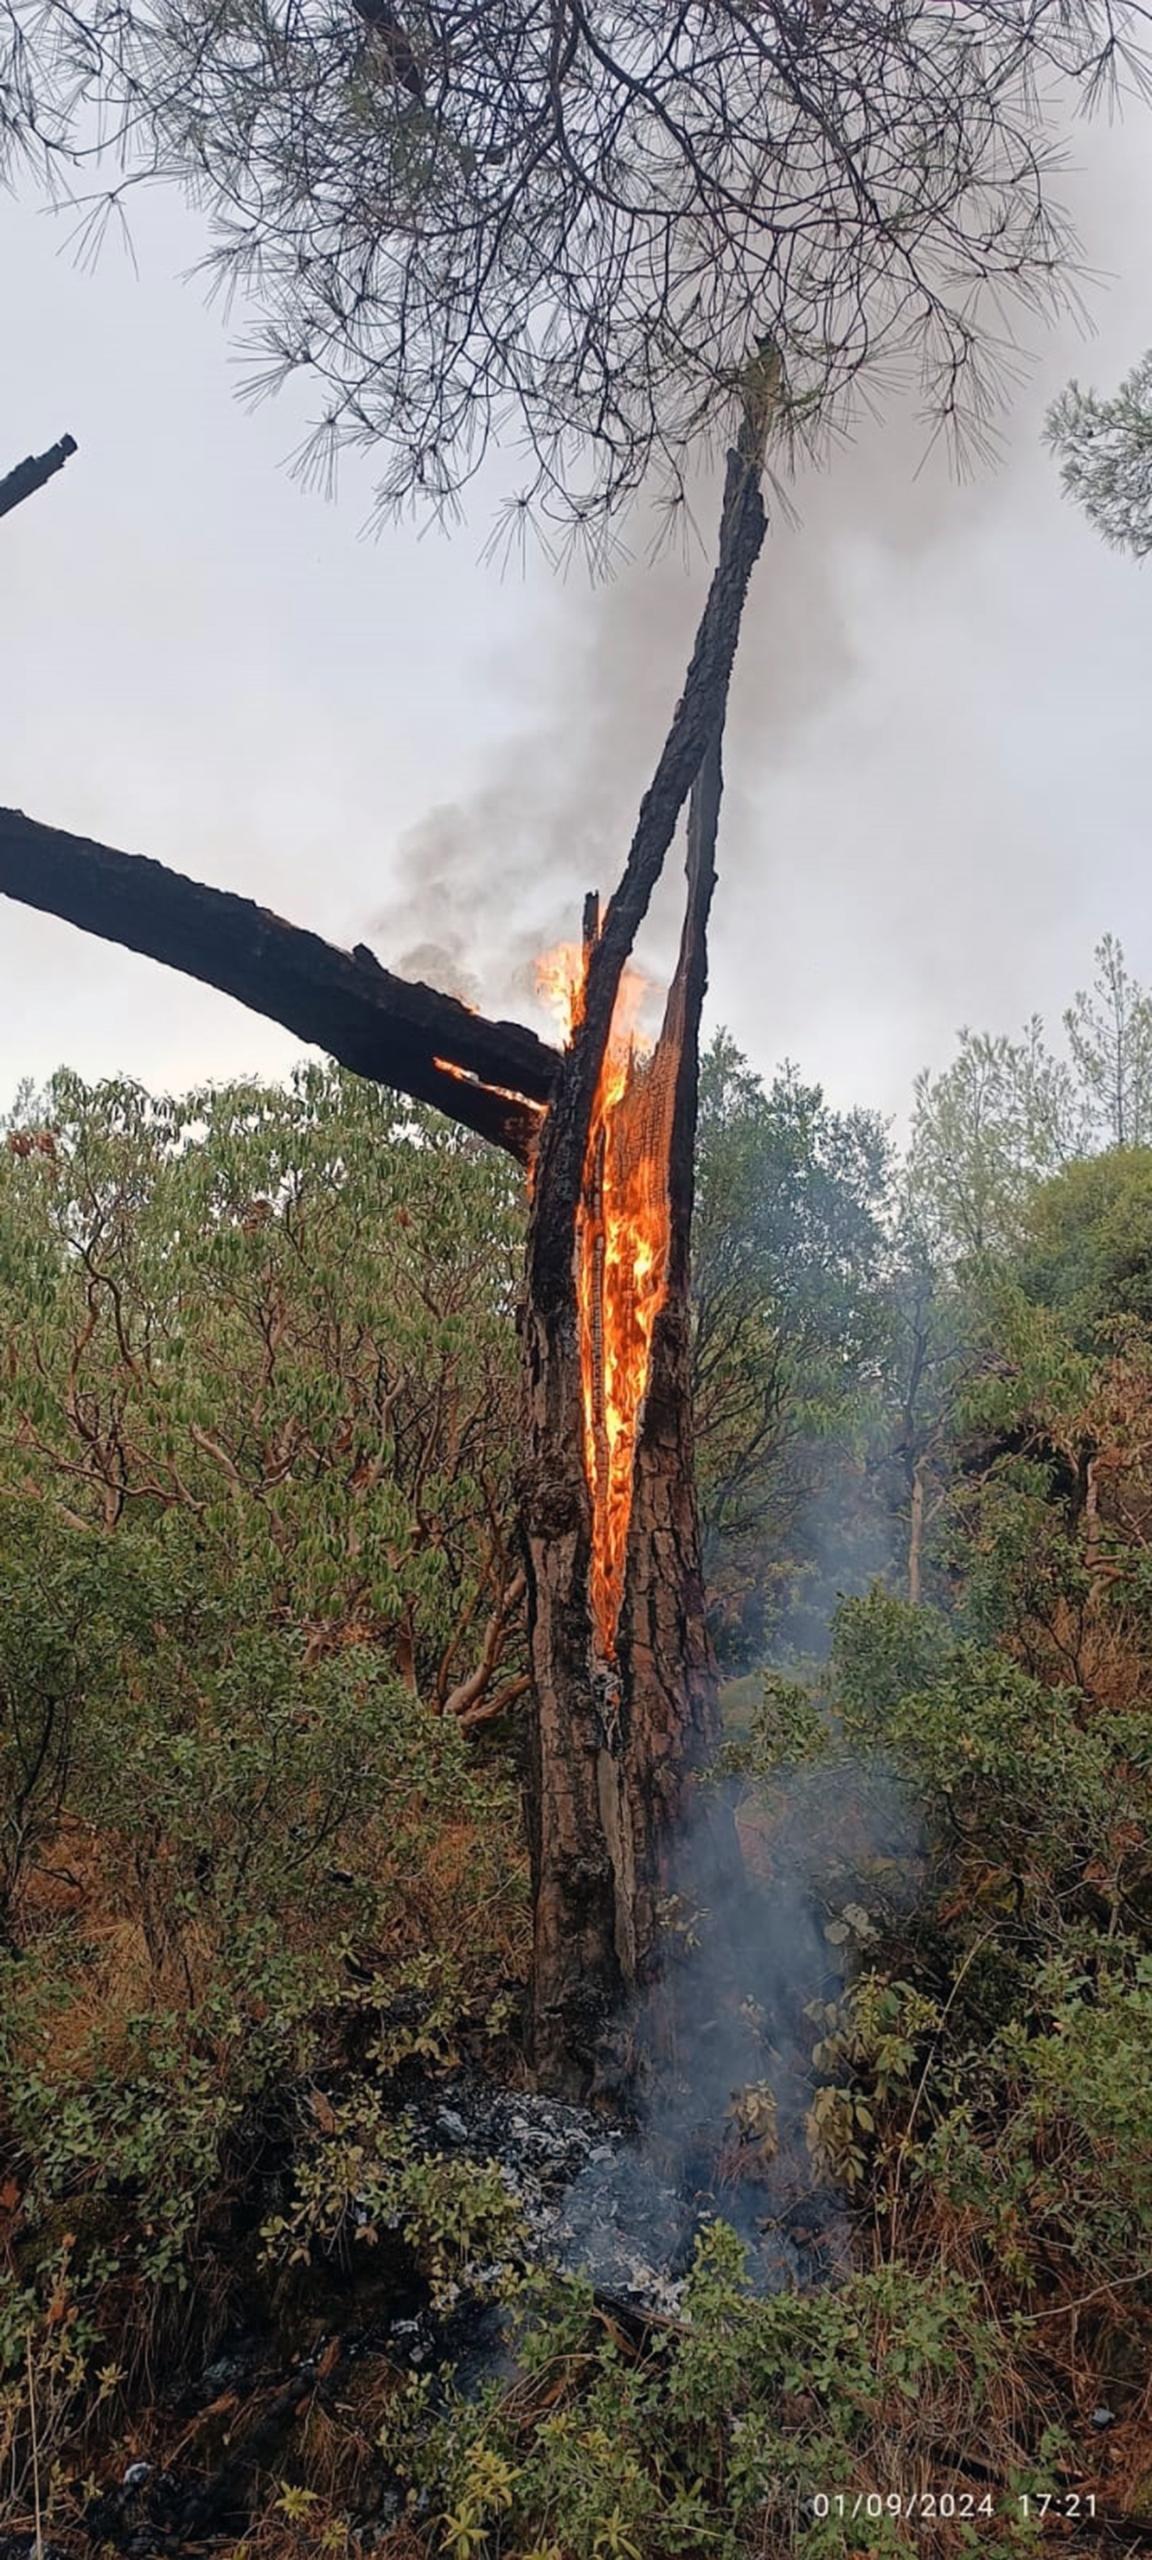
<box><xmin>0</xmin><ymin>434</ymin><xmax>77</xmax><ymax>523</ymax></box>
<box><xmin>0</xmin><ymin>807</ymin><xmax>561</xmax><ymax>1158</ymax></box>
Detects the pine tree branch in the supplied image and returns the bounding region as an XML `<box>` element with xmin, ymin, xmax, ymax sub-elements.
<box><xmin>0</xmin><ymin>806</ymin><xmax>560</xmax><ymax>1158</ymax></box>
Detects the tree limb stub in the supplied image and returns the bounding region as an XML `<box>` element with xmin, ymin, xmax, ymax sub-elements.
<box><xmin>0</xmin><ymin>435</ymin><xmax>78</xmax><ymax>523</ymax></box>
<box><xmin>0</xmin><ymin>808</ymin><xmax>560</xmax><ymax>1158</ymax></box>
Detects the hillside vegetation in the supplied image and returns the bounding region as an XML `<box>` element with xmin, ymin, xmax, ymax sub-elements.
<box><xmin>3</xmin><ymin>946</ymin><xmax>1152</xmax><ymax>2558</ymax></box>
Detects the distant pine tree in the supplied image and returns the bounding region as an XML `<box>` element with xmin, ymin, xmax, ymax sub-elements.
<box><xmin>1046</xmin><ymin>350</ymin><xmax>1152</xmax><ymax>558</ymax></box>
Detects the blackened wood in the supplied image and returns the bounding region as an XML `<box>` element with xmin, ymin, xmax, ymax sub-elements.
<box><xmin>613</xmin><ymin>727</ymin><xmax>740</xmax><ymax>1992</ymax></box>
<box><xmin>0</xmin><ymin>807</ymin><xmax>561</xmax><ymax>1157</ymax></box>
<box><xmin>0</xmin><ymin>434</ymin><xmax>78</xmax><ymax>521</ymax></box>
<box><xmin>527</xmin><ymin>436</ymin><xmax>766</xmax><ymax>1319</ymax></box>
<box><xmin>523</xmin><ymin>415</ymin><xmax>767</xmax><ymax>2084</ymax></box>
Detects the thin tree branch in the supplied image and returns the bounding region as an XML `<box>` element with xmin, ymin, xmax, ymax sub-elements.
<box><xmin>442</xmin><ymin>1566</ymin><xmax>527</xmax><ymax>1721</ymax></box>
<box><xmin>0</xmin><ymin>807</ymin><xmax>561</xmax><ymax>1158</ymax></box>
<box><xmin>0</xmin><ymin>436</ymin><xmax>78</xmax><ymax>523</ymax></box>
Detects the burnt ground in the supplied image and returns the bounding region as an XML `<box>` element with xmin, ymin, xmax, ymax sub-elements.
<box><xmin>14</xmin><ymin>2069</ymin><xmax>846</xmax><ymax>2557</ymax></box>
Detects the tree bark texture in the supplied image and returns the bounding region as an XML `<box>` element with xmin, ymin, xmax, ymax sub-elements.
<box><xmin>524</xmin><ymin>745</ymin><xmax>740</xmax><ymax>2089</ymax></box>
<box><xmin>523</xmin><ymin>425</ymin><xmax>767</xmax><ymax>2088</ymax></box>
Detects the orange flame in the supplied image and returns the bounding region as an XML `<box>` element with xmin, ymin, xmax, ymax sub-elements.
<box><xmin>432</xmin><ymin>1056</ymin><xmax>545</xmax><ymax>1113</ymax></box>
<box><xmin>536</xmin><ymin>942</ymin><xmax>673</xmax><ymax>1660</ymax></box>
<box><xmin>535</xmin><ymin>943</ymin><xmax>587</xmax><ymax>1043</ymax></box>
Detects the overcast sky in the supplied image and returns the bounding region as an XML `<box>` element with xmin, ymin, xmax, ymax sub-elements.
<box><xmin>3</xmin><ymin>102</ymin><xmax>1151</xmax><ymax>1130</ymax></box>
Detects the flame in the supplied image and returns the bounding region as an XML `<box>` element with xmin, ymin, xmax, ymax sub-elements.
<box><xmin>432</xmin><ymin>1056</ymin><xmax>545</xmax><ymax>1113</ymax></box>
<box><xmin>536</xmin><ymin>941</ymin><xmax>674</xmax><ymax>1661</ymax></box>
<box><xmin>535</xmin><ymin>943</ymin><xmax>587</xmax><ymax>1043</ymax></box>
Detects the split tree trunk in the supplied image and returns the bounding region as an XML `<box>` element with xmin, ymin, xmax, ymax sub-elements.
<box><xmin>522</xmin><ymin>425</ymin><xmax>769</xmax><ymax>2090</ymax></box>
<box><xmin>0</xmin><ymin>403</ymin><xmax>771</xmax><ymax>2098</ymax></box>
<box><xmin>524</xmin><ymin>749</ymin><xmax>741</xmax><ymax>2090</ymax></box>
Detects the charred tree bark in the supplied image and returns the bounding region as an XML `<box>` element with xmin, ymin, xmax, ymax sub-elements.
<box><xmin>523</xmin><ymin>422</ymin><xmax>769</xmax><ymax>2090</ymax></box>
<box><xmin>0</xmin><ymin>434</ymin><xmax>78</xmax><ymax>522</ymax></box>
<box><xmin>524</xmin><ymin>743</ymin><xmax>738</xmax><ymax>2089</ymax></box>
<box><xmin>0</xmin><ymin>808</ymin><xmax>558</xmax><ymax>1158</ymax></box>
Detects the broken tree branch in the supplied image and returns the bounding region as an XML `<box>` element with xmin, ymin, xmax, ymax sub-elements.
<box><xmin>0</xmin><ymin>807</ymin><xmax>561</xmax><ymax>1158</ymax></box>
<box><xmin>0</xmin><ymin>435</ymin><xmax>78</xmax><ymax>523</ymax></box>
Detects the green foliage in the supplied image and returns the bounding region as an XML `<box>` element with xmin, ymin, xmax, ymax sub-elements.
<box><xmin>0</xmin><ymin>1064</ymin><xmax>525</xmax><ymax>1702</ymax></box>
<box><xmin>0</xmin><ymin>1500</ymin><xmax>521</xmax><ymax>2303</ymax></box>
<box><xmin>380</xmin><ymin>2228</ymin><xmax>1015</xmax><ymax>2560</ymax></box>
<box><xmin>1016</xmin><ymin>1145</ymin><xmax>1152</xmax><ymax>1340</ymax></box>
<box><xmin>1046</xmin><ymin>352</ymin><xmax>1152</xmax><ymax>558</ymax></box>
<box><xmin>0</xmin><ymin>1068</ymin><xmax>529</xmax><ymax>2430</ymax></box>
<box><xmin>906</xmin><ymin>1022</ymin><xmax>1079</xmax><ymax>1262</ymax></box>
<box><xmin>905</xmin><ymin>942</ymin><xmax>1152</xmax><ymax>1269</ymax></box>
<box><xmin>262</xmin><ymin>2085</ymin><xmax>526</xmax><ymax>2309</ymax></box>
<box><xmin>833</xmin><ymin>1589</ymin><xmax>1147</xmax><ymax>1908</ymax></box>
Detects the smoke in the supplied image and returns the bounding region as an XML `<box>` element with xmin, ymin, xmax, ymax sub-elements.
<box><xmin>364</xmin><ymin>421</ymin><xmax>936</xmax><ymax>1031</ymax></box>
<box><xmin>360</xmin><ymin>111</ymin><xmax>1152</xmax><ymax>1100</ymax></box>
<box><xmin>361</xmin><ymin>385</ymin><xmax>1030</xmax><ymax>1055</ymax></box>
<box><xmin>558</xmin><ymin>1749</ymin><xmax>922</xmax><ymax>2301</ymax></box>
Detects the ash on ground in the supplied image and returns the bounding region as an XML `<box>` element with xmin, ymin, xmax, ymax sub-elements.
<box><xmin>400</xmin><ymin>2074</ymin><xmax>846</xmax><ymax>2326</ymax></box>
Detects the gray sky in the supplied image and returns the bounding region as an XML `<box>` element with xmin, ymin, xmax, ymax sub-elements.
<box><xmin>3</xmin><ymin>108</ymin><xmax>1151</xmax><ymax>1129</ymax></box>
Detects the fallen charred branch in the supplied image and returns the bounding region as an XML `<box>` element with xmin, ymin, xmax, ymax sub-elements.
<box><xmin>0</xmin><ymin>808</ymin><xmax>560</xmax><ymax>1157</ymax></box>
<box><xmin>0</xmin><ymin>433</ymin><xmax>78</xmax><ymax>522</ymax></box>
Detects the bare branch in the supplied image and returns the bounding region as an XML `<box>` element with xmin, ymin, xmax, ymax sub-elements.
<box><xmin>0</xmin><ymin>806</ymin><xmax>560</xmax><ymax>1157</ymax></box>
<box><xmin>0</xmin><ymin>432</ymin><xmax>77</xmax><ymax>522</ymax></box>
<box><xmin>442</xmin><ymin>1566</ymin><xmax>527</xmax><ymax>1722</ymax></box>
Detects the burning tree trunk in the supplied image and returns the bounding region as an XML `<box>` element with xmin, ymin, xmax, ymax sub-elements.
<box><xmin>526</xmin><ymin>753</ymin><xmax>732</xmax><ymax>2089</ymax></box>
<box><xmin>522</xmin><ymin>422</ymin><xmax>769</xmax><ymax>2088</ymax></box>
<box><xmin>0</xmin><ymin>396</ymin><xmax>771</xmax><ymax>2093</ymax></box>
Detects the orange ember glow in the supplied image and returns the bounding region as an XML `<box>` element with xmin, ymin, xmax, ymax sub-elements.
<box><xmin>433</xmin><ymin>1057</ymin><xmax>545</xmax><ymax>1113</ymax></box>
<box><xmin>537</xmin><ymin>943</ymin><xmax>674</xmax><ymax>1660</ymax></box>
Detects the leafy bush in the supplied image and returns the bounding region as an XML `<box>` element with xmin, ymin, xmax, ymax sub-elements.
<box><xmin>378</xmin><ymin>2227</ymin><xmax>1027</xmax><ymax>2560</ymax></box>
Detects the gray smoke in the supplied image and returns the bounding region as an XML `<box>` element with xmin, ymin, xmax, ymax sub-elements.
<box><xmin>554</xmin><ymin>1748</ymin><xmax>922</xmax><ymax>2303</ymax></box>
<box><xmin>360</xmin><ymin>111</ymin><xmax>1152</xmax><ymax>1098</ymax></box>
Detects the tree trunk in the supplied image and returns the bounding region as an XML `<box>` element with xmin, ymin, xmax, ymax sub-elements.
<box><xmin>524</xmin><ymin>731</ymin><xmax>741</xmax><ymax>2091</ymax></box>
<box><xmin>907</xmin><ymin>1460</ymin><xmax>925</xmax><ymax>1607</ymax></box>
